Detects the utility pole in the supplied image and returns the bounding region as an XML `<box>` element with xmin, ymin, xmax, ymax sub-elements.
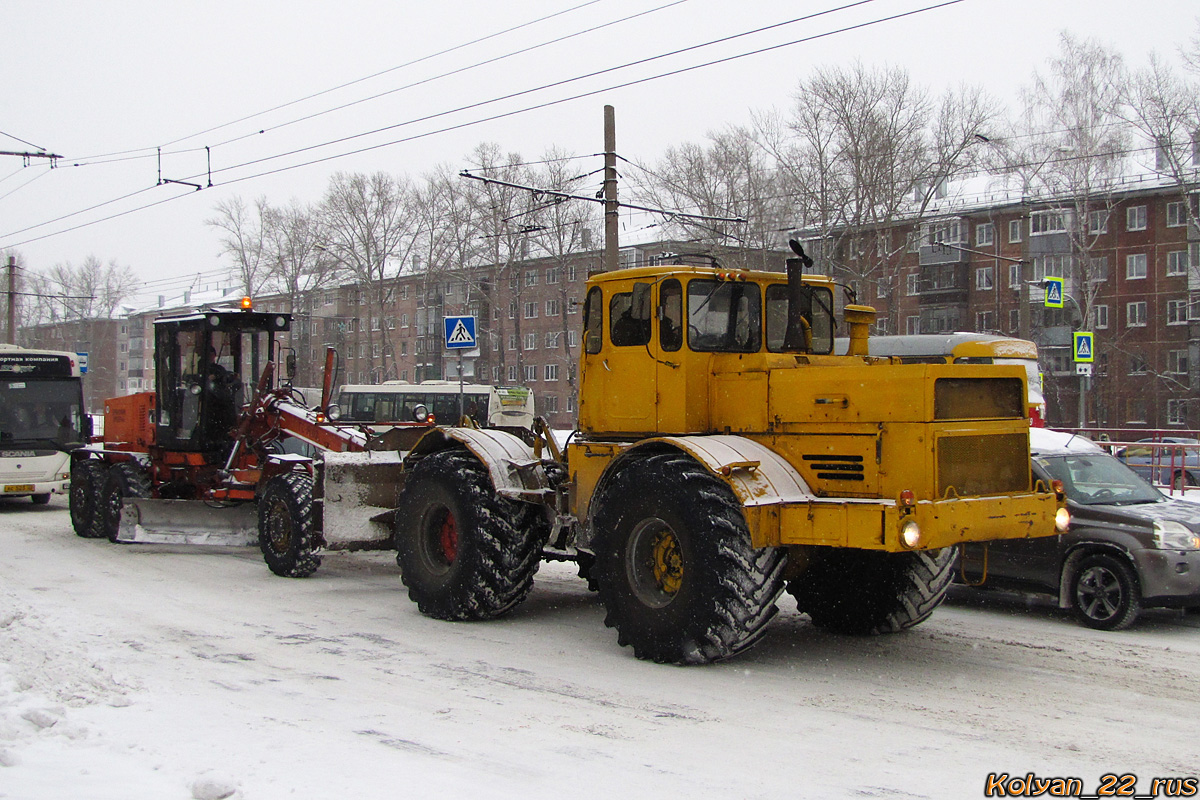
<box><xmin>5</xmin><ymin>255</ymin><xmax>15</xmax><ymax>344</ymax></box>
<box><xmin>603</xmin><ymin>105</ymin><xmax>618</xmax><ymax>274</ymax></box>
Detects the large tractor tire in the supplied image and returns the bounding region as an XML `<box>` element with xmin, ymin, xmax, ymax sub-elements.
<box><xmin>394</xmin><ymin>449</ymin><xmax>548</xmax><ymax>621</ymax></box>
<box><xmin>258</xmin><ymin>471</ymin><xmax>321</xmax><ymax>578</ymax></box>
<box><xmin>100</xmin><ymin>462</ymin><xmax>152</xmax><ymax>543</ymax></box>
<box><xmin>70</xmin><ymin>459</ymin><xmax>107</xmax><ymax>539</ymax></box>
<box><xmin>589</xmin><ymin>452</ymin><xmax>786</xmax><ymax>665</ymax></box>
<box><xmin>788</xmin><ymin>547</ymin><xmax>955</xmax><ymax>635</ymax></box>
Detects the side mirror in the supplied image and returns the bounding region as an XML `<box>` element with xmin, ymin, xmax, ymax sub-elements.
<box><xmin>285</xmin><ymin>353</ymin><xmax>298</xmax><ymax>381</ymax></box>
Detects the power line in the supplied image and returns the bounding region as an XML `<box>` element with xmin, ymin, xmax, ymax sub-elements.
<box><xmin>1</xmin><ymin>0</ymin><xmax>981</xmax><ymax>249</ymax></box>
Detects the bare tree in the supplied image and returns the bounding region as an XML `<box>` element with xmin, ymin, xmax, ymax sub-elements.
<box><xmin>42</xmin><ymin>255</ymin><xmax>139</xmax><ymax>321</ymax></box>
<box><xmin>319</xmin><ymin>171</ymin><xmax>421</xmax><ymax>382</ymax></box>
<box><xmin>206</xmin><ymin>196</ymin><xmax>272</xmax><ymax>296</ymax></box>
<box><xmin>760</xmin><ymin>64</ymin><xmax>995</xmax><ymax>334</ymax></box>
<box><xmin>635</xmin><ymin>126</ymin><xmax>790</xmax><ymax>266</ymax></box>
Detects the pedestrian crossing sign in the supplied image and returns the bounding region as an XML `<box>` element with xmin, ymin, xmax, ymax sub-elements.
<box><xmin>444</xmin><ymin>315</ymin><xmax>477</xmax><ymax>349</ymax></box>
<box><xmin>1073</xmin><ymin>331</ymin><xmax>1094</xmax><ymax>363</ymax></box>
<box><xmin>1044</xmin><ymin>277</ymin><xmax>1064</xmax><ymax>308</ymax></box>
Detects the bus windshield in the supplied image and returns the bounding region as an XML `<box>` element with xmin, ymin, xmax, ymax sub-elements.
<box><xmin>0</xmin><ymin>377</ymin><xmax>86</xmax><ymax>449</ymax></box>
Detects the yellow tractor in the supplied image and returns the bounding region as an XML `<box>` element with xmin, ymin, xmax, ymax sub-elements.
<box><xmin>391</xmin><ymin>244</ymin><xmax>1066</xmax><ymax>664</ymax></box>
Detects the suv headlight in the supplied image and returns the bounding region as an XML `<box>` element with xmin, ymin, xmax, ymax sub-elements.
<box><xmin>1152</xmin><ymin>520</ymin><xmax>1200</xmax><ymax>550</ymax></box>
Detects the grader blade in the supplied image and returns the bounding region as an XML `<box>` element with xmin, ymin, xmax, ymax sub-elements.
<box><xmin>116</xmin><ymin>499</ymin><xmax>260</xmax><ymax>546</ymax></box>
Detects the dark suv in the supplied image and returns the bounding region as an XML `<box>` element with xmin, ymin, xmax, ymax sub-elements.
<box><xmin>958</xmin><ymin>429</ymin><xmax>1200</xmax><ymax>630</ymax></box>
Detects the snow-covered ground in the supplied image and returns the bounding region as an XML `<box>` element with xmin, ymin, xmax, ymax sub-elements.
<box><xmin>3</xmin><ymin>497</ymin><xmax>1199</xmax><ymax>800</ymax></box>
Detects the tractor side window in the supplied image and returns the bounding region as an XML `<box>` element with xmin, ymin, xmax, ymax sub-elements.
<box><xmin>584</xmin><ymin>287</ymin><xmax>603</xmax><ymax>354</ymax></box>
<box><xmin>765</xmin><ymin>284</ymin><xmax>835</xmax><ymax>355</ymax></box>
<box><xmin>687</xmin><ymin>280</ymin><xmax>762</xmax><ymax>353</ymax></box>
<box><xmin>610</xmin><ymin>292</ymin><xmax>651</xmax><ymax>347</ymax></box>
<box><xmin>659</xmin><ymin>279</ymin><xmax>683</xmax><ymax>352</ymax></box>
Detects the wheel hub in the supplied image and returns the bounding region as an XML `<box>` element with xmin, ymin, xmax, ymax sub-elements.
<box><xmin>438</xmin><ymin>510</ymin><xmax>459</xmax><ymax>564</ymax></box>
<box><xmin>1076</xmin><ymin>566</ymin><xmax>1120</xmax><ymax>620</ymax></box>
<box><xmin>627</xmin><ymin>517</ymin><xmax>684</xmax><ymax>608</ymax></box>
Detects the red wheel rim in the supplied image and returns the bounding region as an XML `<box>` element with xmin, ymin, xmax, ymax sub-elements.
<box><xmin>438</xmin><ymin>510</ymin><xmax>458</xmax><ymax>564</ymax></box>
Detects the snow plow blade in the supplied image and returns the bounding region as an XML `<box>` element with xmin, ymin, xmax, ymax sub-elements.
<box><xmin>116</xmin><ymin>499</ymin><xmax>259</xmax><ymax>546</ymax></box>
<box><xmin>320</xmin><ymin>450</ymin><xmax>405</xmax><ymax>549</ymax></box>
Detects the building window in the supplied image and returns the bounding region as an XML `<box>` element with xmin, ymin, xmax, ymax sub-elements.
<box><xmin>1009</xmin><ymin>263</ymin><xmax>1022</xmax><ymax>289</ymax></box>
<box><xmin>1168</xmin><ymin>399</ymin><xmax>1188</xmax><ymax>426</ymax></box>
<box><xmin>1128</xmin><ymin>353</ymin><xmax>1149</xmax><ymax>374</ymax></box>
<box><xmin>546</xmin><ymin>267</ymin><xmax>561</xmax><ymax>284</ymax></box>
<box><xmin>545</xmin><ymin>299</ymin><xmax>561</xmax><ymax>316</ymax></box>
<box><xmin>545</xmin><ymin>331</ymin><xmax>561</xmax><ymax>349</ymax></box>
<box><xmin>523</xmin><ymin>365</ymin><xmax>537</xmax><ymax>382</ymax></box>
<box><xmin>1167</xmin><ymin>250</ymin><xmax>1189</xmax><ymax>277</ymax></box>
<box><xmin>1087</xmin><ymin>210</ymin><xmax>1109</xmax><ymax>235</ymax></box>
<box><xmin>542</xmin><ymin>393</ymin><xmax>559</xmax><ymax>413</ymax></box>
<box><xmin>1030</xmin><ymin>210</ymin><xmax>1067</xmax><ymax>235</ymax></box>
<box><xmin>507</xmin><ymin>334</ymin><xmax>517</xmax><ymax>351</ymax></box>
<box><xmin>975</xmin><ymin>266</ymin><xmax>994</xmax><ymax>290</ymax></box>
<box><xmin>507</xmin><ymin>365</ymin><xmax>518</xmax><ymax>382</ymax></box>
<box><xmin>1094</xmin><ymin>304</ymin><xmax>1109</xmax><ymax>329</ymax></box>
<box><xmin>1168</xmin><ymin>349</ymin><xmax>1189</xmax><ymax>374</ymax></box>
<box><xmin>524</xmin><ymin>332</ymin><xmax>537</xmax><ymax>350</ymax></box>
<box><xmin>525</xmin><ymin>271</ymin><xmax>538</xmax><ymax>287</ymax></box>
<box><xmin>1168</xmin><ymin>299</ymin><xmax>1189</xmax><ymax>325</ymax></box>
<box><xmin>975</xmin><ymin>223</ymin><xmax>994</xmax><ymax>247</ymax></box>
<box><xmin>975</xmin><ymin>311</ymin><xmax>995</xmax><ymax>331</ymax></box>
<box><xmin>567</xmin><ymin>330</ymin><xmax>579</xmax><ymax>349</ymax></box>
<box><xmin>1088</xmin><ymin>256</ymin><xmax>1109</xmax><ymax>282</ymax></box>
<box><xmin>1126</xmin><ymin>253</ymin><xmax>1147</xmax><ymax>280</ymax></box>
<box><xmin>508</xmin><ymin>301</ymin><xmax>517</xmax><ymax>319</ymax></box>
<box><xmin>567</xmin><ymin>297</ymin><xmax>579</xmax><ymax>315</ymax></box>
<box><xmin>1167</xmin><ymin>201</ymin><xmax>1188</xmax><ymax>227</ymax></box>
<box><xmin>387</xmin><ymin>317</ymin><xmax>396</xmax><ymax>330</ymax></box>
<box><xmin>1127</xmin><ymin>301</ymin><xmax>1148</xmax><ymax>327</ymax></box>
<box><xmin>544</xmin><ymin>364</ymin><xmax>559</xmax><ymax>381</ymax></box>
<box><xmin>1008</xmin><ymin>219</ymin><xmax>1023</xmax><ymax>243</ymax></box>
<box><xmin>1126</xmin><ymin>205</ymin><xmax>1147</xmax><ymax>231</ymax></box>
<box><xmin>906</xmin><ymin>316</ymin><xmax>920</xmax><ymax>335</ymax></box>
<box><xmin>566</xmin><ymin>394</ymin><xmax>576</xmax><ymax>413</ymax></box>
<box><xmin>524</xmin><ymin>302</ymin><xmax>538</xmax><ymax>319</ymax></box>
<box><xmin>400</xmin><ymin>313</ymin><xmax>409</xmax><ymax>328</ymax></box>
<box><xmin>372</xmin><ymin>343</ymin><xmax>381</xmax><ymax>358</ymax></box>
<box><xmin>400</xmin><ymin>341</ymin><xmax>408</xmax><ymax>355</ymax></box>
<box><xmin>906</xmin><ymin>274</ymin><xmax>919</xmax><ymax>296</ymax></box>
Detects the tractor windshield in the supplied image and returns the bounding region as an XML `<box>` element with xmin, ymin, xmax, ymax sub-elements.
<box><xmin>687</xmin><ymin>279</ymin><xmax>761</xmax><ymax>353</ymax></box>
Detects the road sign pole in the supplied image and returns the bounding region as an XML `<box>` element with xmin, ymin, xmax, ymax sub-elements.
<box><xmin>457</xmin><ymin>348</ymin><xmax>464</xmax><ymax>423</ymax></box>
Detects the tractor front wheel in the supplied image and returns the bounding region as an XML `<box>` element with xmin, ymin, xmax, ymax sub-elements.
<box><xmin>100</xmin><ymin>462</ymin><xmax>152</xmax><ymax>543</ymax></box>
<box><xmin>590</xmin><ymin>453</ymin><xmax>786</xmax><ymax>665</ymax></box>
<box><xmin>70</xmin><ymin>459</ymin><xmax>107</xmax><ymax>538</ymax></box>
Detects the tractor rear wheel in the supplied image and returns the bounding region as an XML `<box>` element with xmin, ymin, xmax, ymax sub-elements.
<box><xmin>258</xmin><ymin>471</ymin><xmax>321</xmax><ymax>578</ymax></box>
<box><xmin>100</xmin><ymin>462</ymin><xmax>152</xmax><ymax>543</ymax></box>
<box><xmin>788</xmin><ymin>547</ymin><xmax>955</xmax><ymax>635</ymax></box>
<box><xmin>395</xmin><ymin>449</ymin><xmax>548</xmax><ymax>620</ymax></box>
<box><xmin>70</xmin><ymin>459</ymin><xmax>107</xmax><ymax>538</ymax></box>
<box><xmin>590</xmin><ymin>453</ymin><xmax>786</xmax><ymax>664</ymax></box>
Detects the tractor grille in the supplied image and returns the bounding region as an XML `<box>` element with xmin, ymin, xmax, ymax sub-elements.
<box><xmin>934</xmin><ymin>377</ymin><xmax>1024</xmax><ymax>420</ymax></box>
<box><xmin>937</xmin><ymin>433</ymin><xmax>1028</xmax><ymax>497</ymax></box>
<box><xmin>802</xmin><ymin>454</ymin><xmax>865</xmax><ymax>482</ymax></box>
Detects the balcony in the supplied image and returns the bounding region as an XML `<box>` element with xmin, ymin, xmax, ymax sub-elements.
<box><xmin>916</xmin><ymin>263</ymin><xmax>969</xmax><ymax>302</ymax></box>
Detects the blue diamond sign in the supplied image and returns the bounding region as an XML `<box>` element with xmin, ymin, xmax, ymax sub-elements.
<box><xmin>1044</xmin><ymin>277</ymin><xmax>1064</xmax><ymax>308</ymax></box>
<box><xmin>444</xmin><ymin>315</ymin><xmax>477</xmax><ymax>350</ymax></box>
<box><xmin>1073</xmin><ymin>331</ymin><xmax>1094</xmax><ymax>363</ymax></box>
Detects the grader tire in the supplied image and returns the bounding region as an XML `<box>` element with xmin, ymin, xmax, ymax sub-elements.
<box><xmin>100</xmin><ymin>462</ymin><xmax>152</xmax><ymax>543</ymax></box>
<box><xmin>395</xmin><ymin>449</ymin><xmax>548</xmax><ymax>621</ymax></box>
<box><xmin>590</xmin><ymin>453</ymin><xmax>786</xmax><ymax>665</ymax></box>
<box><xmin>258</xmin><ymin>472</ymin><xmax>321</xmax><ymax>578</ymax></box>
<box><xmin>789</xmin><ymin>547</ymin><xmax>955</xmax><ymax>635</ymax></box>
<box><xmin>70</xmin><ymin>459</ymin><xmax>107</xmax><ymax>539</ymax></box>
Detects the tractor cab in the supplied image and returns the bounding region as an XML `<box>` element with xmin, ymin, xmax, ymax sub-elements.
<box><xmin>153</xmin><ymin>307</ymin><xmax>291</xmax><ymax>454</ymax></box>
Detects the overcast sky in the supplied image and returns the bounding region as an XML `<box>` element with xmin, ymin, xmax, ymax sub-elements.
<box><xmin>2</xmin><ymin>0</ymin><xmax>1197</xmax><ymax>305</ymax></box>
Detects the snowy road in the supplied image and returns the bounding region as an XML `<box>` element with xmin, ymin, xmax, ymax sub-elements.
<box><xmin>2</xmin><ymin>498</ymin><xmax>1199</xmax><ymax>800</ymax></box>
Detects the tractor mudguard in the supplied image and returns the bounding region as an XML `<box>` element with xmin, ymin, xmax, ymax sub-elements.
<box><xmin>403</xmin><ymin>426</ymin><xmax>555</xmax><ymax>504</ymax></box>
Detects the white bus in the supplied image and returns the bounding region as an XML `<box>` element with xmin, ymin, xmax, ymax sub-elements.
<box><xmin>329</xmin><ymin>380</ymin><xmax>536</xmax><ymax>431</ymax></box>
<box><xmin>0</xmin><ymin>344</ymin><xmax>88</xmax><ymax>504</ymax></box>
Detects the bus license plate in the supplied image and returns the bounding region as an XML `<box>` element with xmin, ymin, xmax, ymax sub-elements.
<box><xmin>4</xmin><ymin>485</ymin><xmax>34</xmax><ymax>493</ymax></box>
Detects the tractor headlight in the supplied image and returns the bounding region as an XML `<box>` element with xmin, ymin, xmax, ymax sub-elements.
<box><xmin>1152</xmin><ymin>520</ymin><xmax>1200</xmax><ymax>550</ymax></box>
<box><xmin>900</xmin><ymin>519</ymin><xmax>922</xmax><ymax>549</ymax></box>
<box><xmin>1055</xmin><ymin>507</ymin><xmax>1071</xmax><ymax>532</ymax></box>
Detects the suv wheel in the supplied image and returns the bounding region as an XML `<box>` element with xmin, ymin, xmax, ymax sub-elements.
<box><xmin>1069</xmin><ymin>553</ymin><xmax>1140</xmax><ymax>631</ymax></box>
